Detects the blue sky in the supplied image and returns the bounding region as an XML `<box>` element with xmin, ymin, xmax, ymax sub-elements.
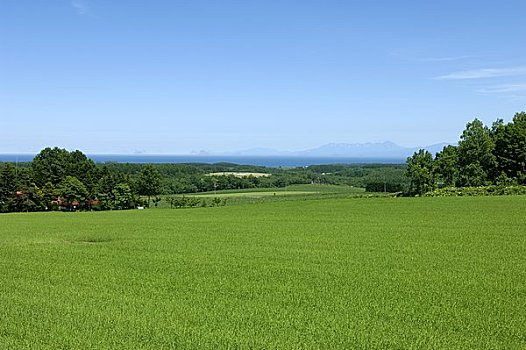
<box><xmin>1</xmin><ymin>0</ymin><xmax>525</xmax><ymax>154</ymax></box>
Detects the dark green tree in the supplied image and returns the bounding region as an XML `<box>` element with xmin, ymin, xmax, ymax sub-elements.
<box><xmin>0</xmin><ymin>164</ymin><xmax>17</xmax><ymax>202</ymax></box>
<box><xmin>59</xmin><ymin>176</ymin><xmax>88</xmax><ymax>209</ymax></box>
<box><xmin>31</xmin><ymin>148</ymin><xmax>97</xmax><ymax>196</ymax></box>
<box><xmin>96</xmin><ymin>166</ymin><xmax>130</xmax><ymax>209</ymax></box>
<box><xmin>406</xmin><ymin>149</ymin><xmax>434</xmax><ymax>195</ymax></box>
<box><xmin>41</xmin><ymin>182</ymin><xmax>58</xmax><ymax>210</ymax></box>
<box><xmin>137</xmin><ymin>164</ymin><xmax>162</xmax><ymax>207</ymax></box>
<box><xmin>31</xmin><ymin>147</ymin><xmax>70</xmax><ymax>187</ymax></box>
<box><xmin>493</xmin><ymin>112</ymin><xmax>526</xmax><ymax>184</ymax></box>
<box><xmin>433</xmin><ymin>145</ymin><xmax>458</xmax><ymax>187</ymax></box>
<box><xmin>67</xmin><ymin>150</ymin><xmax>98</xmax><ymax>196</ymax></box>
<box><xmin>457</xmin><ymin>119</ymin><xmax>496</xmax><ymax>186</ymax></box>
<box><xmin>13</xmin><ymin>183</ymin><xmax>43</xmax><ymax>212</ymax></box>
<box><xmin>113</xmin><ymin>183</ymin><xmax>135</xmax><ymax>210</ymax></box>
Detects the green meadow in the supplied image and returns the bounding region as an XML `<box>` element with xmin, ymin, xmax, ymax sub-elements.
<box><xmin>191</xmin><ymin>184</ymin><xmax>365</xmax><ymax>196</ymax></box>
<box><xmin>188</xmin><ymin>184</ymin><xmax>364</xmax><ymax>201</ymax></box>
<box><xmin>161</xmin><ymin>184</ymin><xmax>368</xmax><ymax>207</ymax></box>
<box><xmin>192</xmin><ymin>190</ymin><xmax>314</xmax><ymax>198</ymax></box>
<box><xmin>1</xmin><ymin>196</ymin><xmax>525</xmax><ymax>349</ymax></box>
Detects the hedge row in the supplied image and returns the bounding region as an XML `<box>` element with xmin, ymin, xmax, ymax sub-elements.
<box><xmin>424</xmin><ymin>185</ymin><xmax>526</xmax><ymax>197</ymax></box>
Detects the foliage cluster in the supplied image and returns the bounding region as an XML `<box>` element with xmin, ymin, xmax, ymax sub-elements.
<box><xmin>0</xmin><ymin>147</ymin><xmax>158</xmax><ymax>212</ymax></box>
<box><xmin>165</xmin><ymin>195</ymin><xmax>227</xmax><ymax>208</ymax></box>
<box><xmin>424</xmin><ymin>185</ymin><xmax>526</xmax><ymax>197</ymax></box>
<box><xmin>406</xmin><ymin>112</ymin><xmax>526</xmax><ymax>195</ymax></box>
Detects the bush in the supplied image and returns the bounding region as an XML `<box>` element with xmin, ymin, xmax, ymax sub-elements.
<box><xmin>424</xmin><ymin>185</ymin><xmax>526</xmax><ymax>197</ymax></box>
<box><xmin>167</xmin><ymin>195</ymin><xmax>202</xmax><ymax>208</ymax></box>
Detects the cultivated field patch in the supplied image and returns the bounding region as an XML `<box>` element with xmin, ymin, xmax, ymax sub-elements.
<box><xmin>191</xmin><ymin>190</ymin><xmax>314</xmax><ymax>198</ymax></box>
<box><xmin>206</xmin><ymin>172</ymin><xmax>271</xmax><ymax>177</ymax></box>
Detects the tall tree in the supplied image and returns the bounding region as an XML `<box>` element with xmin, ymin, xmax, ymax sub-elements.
<box><xmin>113</xmin><ymin>183</ymin><xmax>135</xmax><ymax>210</ymax></box>
<box><xmin>41</xmin><ymin>182</ymin><xmax>57</xmax><ymax>210</ymax></box>
<box><xmin>493</xmin><ymin>112</ymin><xmax>526</xmax><ymax>184</ymax></box>
<box><xmin>59</xmin><ymin>176</ymin><xmax>88</xmax><ymax>209</ymax></box>
<box><xmin>433</xmin><ymin>145</ymin><xmax>458</xmax><ymax>187</ymax></box>
<box><xmin>457</xmin><ymin>119</ymin><xmax>496</xmax><ymax>186</ymax></box>
<box><xmin>31</xmin><ymin>147</ymin><xmax>97</xmax><ymax>193</ymax></box>
<box><xmin>137</xmin><ymin>164</ymin><xmax>162</xmax><ymax>207</ymax></box>
<box><xmin>67</xmin><ymin>150</ymin><xmax>98</xmax><ymax>196</ymax></box>
<box><xmin>0</xmin><ymin>164</ymin><xmax>17</xmax><ymax>202</ymax></box>
<box><xmin>406</xmin><ymin>149</ymin><xmax>434</xmax><ymax>195</ymax></box>
<box><xmin>31</xmin><ymin>147</ymin><xmax>70</xmax><ymax>187</ymax></box>
<box><xmin>13</xmin><ymin>183</ymin><xmax>43</xmax><ymax>212</ymax></box>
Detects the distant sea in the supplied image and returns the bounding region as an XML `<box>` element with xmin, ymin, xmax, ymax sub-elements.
<box><xmin>0</xmin><ymin>154</ymin><xmax>405</xmax><ymax>167</ymax></box>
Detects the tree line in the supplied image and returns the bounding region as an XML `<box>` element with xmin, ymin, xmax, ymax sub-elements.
<box><xmin>0</xmin><ymin>147</ymin><xmax>164</xmax><ymax>212</ymax></box>
<box><xmin>6</xmin><ymin>112</ymin><xmax>523</xmax><ymax>211</ymax></box>
<box><xmin>406</xmin><ymin>112</ymin><xmax>526</xmax><ymax>195</ymax></box>
<box><xmin>0</xmin><ymin>147</ymin><xmax>408</xmax><ymax>213</ymax></box>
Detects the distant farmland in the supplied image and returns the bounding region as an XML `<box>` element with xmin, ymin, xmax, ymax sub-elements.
<box><xmin>206</xmin><ymin>172</ymin><xmax>271</xmax><ymax>177</ymax></box>
<box><xmin>1</xmin><ymin>196</ymin><xmax>525</xmax><ymax>349</ymax></box>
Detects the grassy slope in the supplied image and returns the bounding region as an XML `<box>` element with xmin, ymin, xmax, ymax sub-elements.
<box><xmin>1</xmin><ymin>196</ymin><xmax>525</xmax><ymax>349</ymax></box>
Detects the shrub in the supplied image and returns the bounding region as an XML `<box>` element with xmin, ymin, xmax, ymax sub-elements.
<box><xmin>424</xmin><ymin>185</ymin><xmax>526</xmax><ymax>197</ymax></box>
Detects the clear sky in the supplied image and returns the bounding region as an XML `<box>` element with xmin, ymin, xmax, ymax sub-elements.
<box><xmin>1</xmin><ymin>0</ymin><xmax>525</xmax><ymax>154</ymax></box>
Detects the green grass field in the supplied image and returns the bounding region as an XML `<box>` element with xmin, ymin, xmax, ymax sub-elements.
<box><xmin>194</xmin><ymin>184</ymin><xmax>365</xmax><ymax>196</ymax></box>
<box><xmin>192</xmin><ymin>190</ymin><xmax>315</xmax><ymax>198</ymax></box>
<box><xmin>1</xmin><ymin>196</ymin><xmax>525</xmax><ymax>349</ymax></box>
<box><xmin>158</xmin><ymin>184</ymin><xmax>367</xmax><ymax>207</ymax></box>
<box><xmin>194</xmin><ymin>184</ymin><xmax>365</xmax><ymax>195</ymax></box>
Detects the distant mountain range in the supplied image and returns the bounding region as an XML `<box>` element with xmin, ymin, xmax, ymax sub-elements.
<box><xmin>221</xmin><ymin>141</ymin><xmax>450</xmax><ymax>159</ymax></box>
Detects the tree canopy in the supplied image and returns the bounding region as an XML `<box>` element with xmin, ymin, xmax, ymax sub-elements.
<box><xmin>405</xmin><ymin>111</ymin><xmax>526</xmax><ymax>195</ymax></box>
<box><xmin>137</xmin><ymin>164</ymin><xmax>162</xmax><ymax>207</ymax></box>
